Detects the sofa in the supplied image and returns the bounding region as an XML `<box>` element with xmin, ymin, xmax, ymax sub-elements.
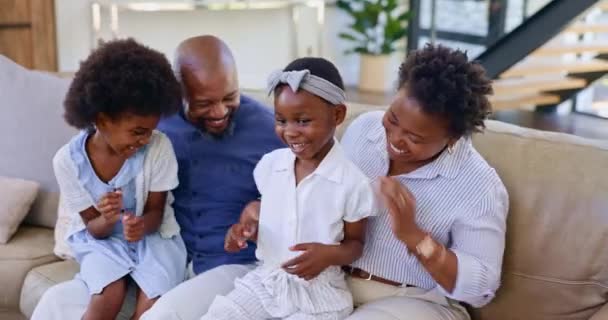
<box><xmin>1</xmin><ymin>55</ymin><xmax>607</xmax><ymax>320</ymax></box>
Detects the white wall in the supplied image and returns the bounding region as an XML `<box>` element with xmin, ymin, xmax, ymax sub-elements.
<box><xmin>54</xmin><ymin>1</ymin><xmax>365</xmax><ymax>89</ymax></box>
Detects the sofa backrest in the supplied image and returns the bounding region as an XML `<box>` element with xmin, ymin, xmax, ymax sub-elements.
<box><xmin>0</xmin><ymin>55</ymin><xmax>75</xmax><ymax>229</ymax></box>
<box><xmin>471</xmin><ymin>120</ymin><xmax>608</xmax><ymax>320</ymax></box>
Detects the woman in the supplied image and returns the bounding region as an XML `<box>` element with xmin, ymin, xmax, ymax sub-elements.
<box><xmin>340</xmin><ymin>44</ymin><xmax>508</xmax><ymax>320</ymax></box>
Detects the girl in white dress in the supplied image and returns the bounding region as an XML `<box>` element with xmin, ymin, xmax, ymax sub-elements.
<box><xmin>201</xmin><ymin>58</ymin><xmax>376</xmax><ymax>320</ymax></box>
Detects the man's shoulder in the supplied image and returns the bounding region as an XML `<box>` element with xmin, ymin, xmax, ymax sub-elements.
<box><xmin>239</xmin><ymin>94</ymin><xmax>274</xmax><ymax>120</ymax></box>
<box><xmin>158</xmin><ymin>113</ymin><xmax>189</xmax><ymax>134</ymax></box>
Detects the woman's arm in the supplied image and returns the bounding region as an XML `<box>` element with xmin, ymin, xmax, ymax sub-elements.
<box><xmin>377</xmin><ymin>176</ymin><xmax>459</xmax><ymax>290</ymax></box>
<box><xmin>400</xmin><ymin>228</ymin><xmax>458</xmax><ymax>292</ymax></box>
<box><xmin>379</xmin><ymin>176</ymin><xmax>508</xmax><ymax>307</ymax></box>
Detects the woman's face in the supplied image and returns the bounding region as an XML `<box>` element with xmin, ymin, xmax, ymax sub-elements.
<box><xmin>382</xmin><ymin>88</ymin><xmax>455</xmax><ymax>166</ymax></box>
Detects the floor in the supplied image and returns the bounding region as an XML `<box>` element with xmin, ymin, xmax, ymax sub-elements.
<box><xmin>343</xmin><ymin>87</ymin><xmax>608</xmax><ymax>141</ymax></box>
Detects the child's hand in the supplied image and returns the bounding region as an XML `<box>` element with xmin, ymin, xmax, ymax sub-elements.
<box><xmin>282</xmin><ymin>243</ymin><xmax>336</xmax><ymax>280</ymax></box>
<box><xmin>97</xmin><ymin>190</ymin><xmax>123</xmax><ymax>226</ymax></box>
<box><xmin>123</xmin><ymin>213</ymin><xmax>145</xmax><ymax>242</ymax></box>
<box><xmin>224</xmin><ymin>221</ymin><xmax>257</xmax><ymax>252</ymax></box>
<box><xmin>224</xmin><ymin>200</ymin><xmax>260</xmax><ymax>252</ymax></box>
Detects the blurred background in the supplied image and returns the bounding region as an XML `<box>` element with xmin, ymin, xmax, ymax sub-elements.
<box><xmin>2</xmin><ymin>0</ymin><xmax>608</xmax><ymax>138</ymax></box>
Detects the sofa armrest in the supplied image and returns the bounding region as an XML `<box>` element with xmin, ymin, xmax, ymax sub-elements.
<box><xmin>590</xmin><ymin>303</ymin><xmax>608</xmax><ymax>320</ymax></box>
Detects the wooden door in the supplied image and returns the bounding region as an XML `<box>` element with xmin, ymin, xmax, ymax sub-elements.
<box><xmin>0</xmin><ymin>0</ymin><xmax>57</xmax><ymax>71</ymax></box>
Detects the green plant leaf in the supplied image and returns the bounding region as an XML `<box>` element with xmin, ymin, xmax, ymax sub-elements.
<box><xmin>396</xmin><ymin>11</ymin><xmax>412</xmax><ymax>22</ymax></box>
<box><xmin>335</xmin><ymin>0</ymin><xmax>352</xmax><ymax>13</ymax></box>
<box><xmin>338</xmin><ymin>32</ymin><xmax>359</xmax><ymax>42</ymax></box>
<box><xmin>336</xmin><ymin>0</ymin><xmax>411</xmax><ymax>55</ymax></box>
<box><xmin>344</xmin><ymin>46</ymin><xmax>370</xmax><ymax>55</ymax></box>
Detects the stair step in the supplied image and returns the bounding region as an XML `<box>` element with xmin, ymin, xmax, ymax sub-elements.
<box><xmin>532</xmin><ymin>42</ymin><xmax>608</xmax><ymax>56</ymax></box>
<box><xmin>592</xmin><ymin>100</ymin><xmax>608</xmax><ymax>110</ymax></box>
<box><xmin>500</xmin><ymin>59</ymin><xmax>608</xmax><ymax>78</ymax></box>
<box><xmin>493</xmin><ymin>77</ymin><xmax>586</xmax><ymax>94</ymax></box>
<box><xmin>490</xmin><ymin>93</ymin><xmax>560</xmax><ymax>110</ymax></box>
<box><xmin>566</xmin><ymin>23</ymin><xmax>608</xmax><ymax>34</ymax></box>
<box><xmin>597</xmin><ymin>1</ymin><xmax>608</xmax><ymax>11</ymax></box>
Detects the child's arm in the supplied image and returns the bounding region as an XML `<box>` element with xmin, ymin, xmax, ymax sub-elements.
<box><xmin>282</xmin><ymin>219</ymin><xmax>367</xmax><ymax>280</ymax></box>
<box><xmin>123</xmin><ymin>191</ymin><xmax>167</xmax><ymax>242</ymax></box>
<box><xmin>224</xmin><ymin>200</ymin><xmax>260</xmax><ymax>252</ymax></box>
<box><xmin>325</xmin><ymin>219</ymin><xmax>366</xmax><ymax>265</ymax></box>
<box><xmin>80</xmin><ymin>191</ymin><xmax>123</xmax><ymax>239</ymax></box>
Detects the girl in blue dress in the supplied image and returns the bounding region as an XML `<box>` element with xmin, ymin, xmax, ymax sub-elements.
<box><xmin>52</xmin><ymin>39</ymin><xmax>187</xmax><ymax>320</ymax></box>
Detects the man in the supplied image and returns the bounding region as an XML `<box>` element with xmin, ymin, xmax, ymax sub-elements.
<box><xmin>142</xmin><ymin>35</ymin><xmax>284</xmax><ymax>319</ymax></box>
<box><xmin>32</xmin><ymin>35</ymin><xmax>282</xmax><ymax>320</ymax></box>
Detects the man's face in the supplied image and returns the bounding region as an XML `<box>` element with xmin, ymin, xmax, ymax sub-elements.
<box><xmin>181</xmin><ymin>66</ymin><xmax>240</xmax><ymax>136</ymax></box>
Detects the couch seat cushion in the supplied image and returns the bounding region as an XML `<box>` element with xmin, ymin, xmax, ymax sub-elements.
<box><xmin>19</xmin><ymin>260</ymin><xmax>78</xmax><ymax>318</ymax></box>
<box><xmin>0</xmin><ymin>309</ymin><xmax>26</xmax><ymax>320</ymax></box>
<box><xmin>0</xmin><ymin>226</ymin><xmax>59</xmax><ymax>310</ymax></box>
<box><xmin>20</xmin><ymin>260</ymin><xmax>136</xmax><ymax>319</ymax></box>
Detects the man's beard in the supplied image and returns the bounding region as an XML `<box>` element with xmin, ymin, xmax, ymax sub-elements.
<box><xmin>193</xmin><ymin>112</ymin><xmax>235</xmax><ymax>139</ymax></box>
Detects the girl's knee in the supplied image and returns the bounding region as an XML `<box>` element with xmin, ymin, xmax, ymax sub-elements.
<box><xmin>93</xmin><ymin>278</ymin><xmax>128</xmax><ymax>310</ymax></box>
<box><xmin>101</xmin><ymin>278</ymin><xmax>128</xmax><ymax>296</ymax></box>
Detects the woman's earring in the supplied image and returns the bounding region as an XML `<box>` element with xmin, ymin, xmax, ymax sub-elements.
<box><xmin>447</xmin><ymin>145</ymin><xmax>454</xmax><ymax>155</ymax></box>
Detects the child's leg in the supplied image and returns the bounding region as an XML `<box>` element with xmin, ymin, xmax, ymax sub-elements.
<box><xmin>201</xmin><ymin>273</ymin><xmax>271</xmax><ymax>320</ymax></box>
<box><xmin>131</xmin><ymin>285</ymin><xmax>158</xmax><ymax>320</ymax></box>
<box><xmin>83</xmin><ymin>278</ymin><xmax>128</xmax><ymax>320</ymax></box>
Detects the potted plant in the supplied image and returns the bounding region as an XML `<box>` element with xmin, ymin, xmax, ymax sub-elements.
<box><xmin>337</xmin><ymin>0</ymin><xmax>410</xmax><ymax>92</ymax></box>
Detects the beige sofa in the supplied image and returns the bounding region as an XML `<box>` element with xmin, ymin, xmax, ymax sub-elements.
<box><xmin>1</xmin><ymin>55</ymin><xmax>607</xmax><ymax>320</ymax></box>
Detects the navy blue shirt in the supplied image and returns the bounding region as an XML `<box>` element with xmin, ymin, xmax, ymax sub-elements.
<box><xmin>158</xmin><ymin>95</ymin><xmax>284</xmax><ymax>274</ymax></box>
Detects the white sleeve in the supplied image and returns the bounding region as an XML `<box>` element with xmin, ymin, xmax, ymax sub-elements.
<box><xmin>343</xmin><ymin>178</ymin><xmax>377</xmax><ymax>223</ymax></box>
<box><xmin>149</xmin><ymin>133</ymin><xmax>179</xmax><ymax>192</ymax></box>
<box><xmin>52</xmin><ymin>146</ymin><xmax>94</xmax><ymax>213</ymax></box>
<box><xmin>253</xmin><ymin>152</ymin><xmax>274</xmax><ymax>196</ymax></box>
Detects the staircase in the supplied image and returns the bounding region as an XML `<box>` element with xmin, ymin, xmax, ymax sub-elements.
<box><xmin>408</xmin><ymin>0</ymin><xmax>608</xmax><ymax>115</ymax></box>
<box><xmin>490</xmin><ymin>1</ymin><xmax>608</xmax><ymax>111</ymax></box>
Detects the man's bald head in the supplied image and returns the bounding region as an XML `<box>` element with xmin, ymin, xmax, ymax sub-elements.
<box><xmin>175</xmin><ymin>35</ymin><xmax>241</xmax><ymax>136</ymax></box>
<box><xmin>174</xmin><ymin>35</ymin><xmax>236</xmax><ymax>82</ymax></box>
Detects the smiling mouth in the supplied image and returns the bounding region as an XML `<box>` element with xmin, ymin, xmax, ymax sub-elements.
<box><xmin>389</xmin><ymin>142</ymin><xmax>405</xmax><ymax>155</ymax></box>
<box><xmin>289</xmin><ymin>143</ymin><xmax>308</xmax><ymax>153</ymax></box>
<box><xmin>206</xmin><ymin>117</ymin><xmax>228</xmax><ymax>125</ymax></box>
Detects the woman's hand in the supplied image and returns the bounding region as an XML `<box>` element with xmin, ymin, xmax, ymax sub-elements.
<box><xmin>282</xmin><ymin>243</ymin><xmax>337</xmax><ymax>280</ymax></box>
<box><xmin>376</xmin><ymin>177</ymin><xmax>425</xmax><ymax>249</ymax></box>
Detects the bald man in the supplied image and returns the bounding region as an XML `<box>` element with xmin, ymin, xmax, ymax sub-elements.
<box><xmin>31</xmin><ymin>36</ymin><xmax>283</xmax><ymax>320</ymax></box>
<box><xmin>160</xmin><ymin>35</ymin><xmax>282</xmax><ymax>275</ymax></box>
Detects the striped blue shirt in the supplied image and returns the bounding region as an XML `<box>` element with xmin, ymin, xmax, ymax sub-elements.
<box><xmin>341</xmin><ymin>111</ymin><xmax>509</xmax><ymax>308</ymax></box>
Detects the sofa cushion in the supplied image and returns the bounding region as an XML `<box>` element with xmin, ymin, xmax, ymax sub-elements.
<box><xmin>0</xmin><ymin>55</ymin><xmax>75</xmax><ymax>229</ymax></box>
<box><xmin>19</xmin><ymin>260</ymin><xmax>78</xmax><ymax>319</ymax></box>
<box><xmin>20</xmin><ymin>260</ymin><xmax>135</xmax><ymax>320</ymax></box>
<box><xmin>0</xmin><ymin>309</ymin><xmax>25</xmax><ymax>320</ymax></box>
<box><xmin>0</xmin><ymin>226</ymin><xmax>59</xmax><ymax>310</ymax></box>
<box><xmin>471</xmin><ymin>120</ymin><xmax>608</xmax><ymax>320</ymax></box>
<box><xmin>0</xmin><ymin>176</ymin><xmax>39</xmax><ymax>244</ymax></box>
